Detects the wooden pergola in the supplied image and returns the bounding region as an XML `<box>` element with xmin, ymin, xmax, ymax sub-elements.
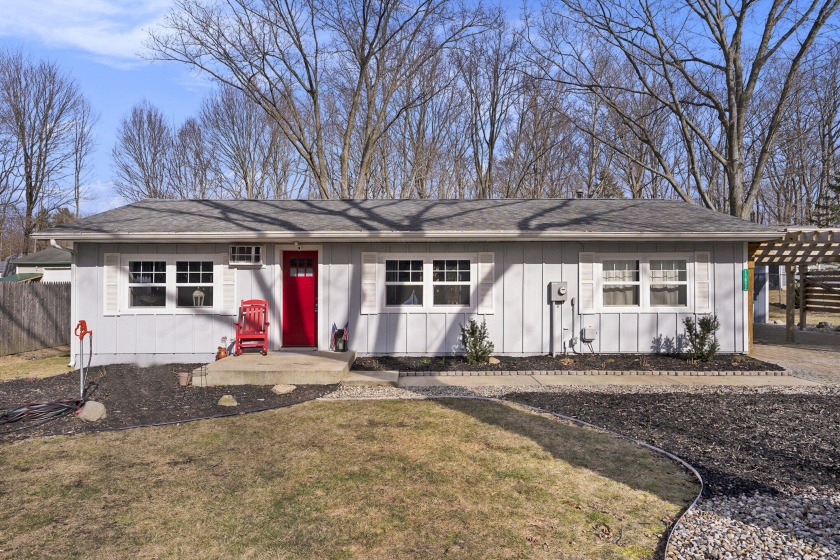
<box><xmin>751</xmin><ymin>228</ymin><xmax>840</xmax><ymax>343</ymax></box>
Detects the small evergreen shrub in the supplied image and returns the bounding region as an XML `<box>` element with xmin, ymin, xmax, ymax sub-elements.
<box><xmin>682</xmin><ymin>314</ymin><xmax>720</xmax><ymax>362</ymax></box>
<box><xmin>460</xmin><ymin>318</ymin><xmax>494</xmax><ymax>364</ymax></box>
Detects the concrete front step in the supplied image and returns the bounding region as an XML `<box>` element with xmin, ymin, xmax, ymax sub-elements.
<box><xmin>192</xmin><ymin>350</ymin><xmax>355</xmax><ymax>386</ymax></box>
<box><xmin>341</xmin><ymin>370</ymin><xmax>399</xmax><ymax>387</ymax></box>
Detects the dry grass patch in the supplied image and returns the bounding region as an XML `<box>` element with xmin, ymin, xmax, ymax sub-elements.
<box><xmin>0</xmin><ymin>399</ymin><xmax>697</xmax><ymax>559</ymax></box>
<box><xmin>0</xmin><ymin>347</ymin><xmax>70</xmax><ymax>382</ymax></box>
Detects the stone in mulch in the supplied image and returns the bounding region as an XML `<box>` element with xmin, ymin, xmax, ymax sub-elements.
<box><xmin>0</xmin><ymin>364</ymin><xmax>335</xmax><ymax>440</ymax></box>
<box><xmin>77</xmin><ymin>400</ymin><xmax>107</xmax><ymax>422</ymax></box>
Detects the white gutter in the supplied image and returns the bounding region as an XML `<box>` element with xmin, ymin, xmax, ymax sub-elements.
<box><xmin>33</xmin><ymin>230</ymin><xmax>785</xmax><ymax>242</ymax></box>
<box><xmin>59</xmin><ymin>239</ymin><xmax>77</xmax><ymax>369</ymax></box>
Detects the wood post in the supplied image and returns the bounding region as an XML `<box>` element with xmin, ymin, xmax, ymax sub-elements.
<box><xmin>786</xmin><ymin>265</ymin><xmax>796</xmax><ymax>343</ymax></box>
<box><xmin>798</xmin><ymin>265</ymin><xmax>807</xmax><ymax>329</ymax></box>
<box><xmin>748</xmin><ymin>259</ymin><xmax>755</xmax><ymax>354</ymax></box>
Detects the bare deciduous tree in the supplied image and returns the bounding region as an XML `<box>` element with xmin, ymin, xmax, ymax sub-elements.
<box><xmin>169</xmin><ymin>117</ymin><xmax>218</xmax><ymax>199</ymax></box>
<box><xmin>201</xmin><ymin>85</ymin><xmax>298</xmax><ymax>199</ymax></box>
<box><xmin>147</xmin><ymin>0</ymin><xmax>486</xmax><ymax>199</ymax></box>
<box><xmin>112</xmin><ymin>100</ymin><xmax>173</xmax><ymax>201</ymax></box>
<box><xmin>71</xmin><ymin>97</ymin><xmax>97</xmax><ymax>218</ymax></box>
<box><xmin>455</xmin><ymin>14</ymin><xmax>522</xmax><ymax>199</ymax></box>
<box><xmin>533</xmin><ymin>0</ymin><xmax>840</xmax><ymax>217</ymax></box>
<box><xmin>0</xmin><ymin>51</ymin><xmax>86</xmax><ymax>252</ymax></box>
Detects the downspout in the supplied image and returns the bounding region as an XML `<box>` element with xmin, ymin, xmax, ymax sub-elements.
<box><xmin>53</xmin><ymin>240</ymin><xmax>78</xmax><ymax>368</ymax></box>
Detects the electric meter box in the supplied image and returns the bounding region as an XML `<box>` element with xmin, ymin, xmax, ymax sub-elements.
<box><xmin>547</xmin><ymin>281</ymin><xmax>568</xmax><ymax>303</ymax></box>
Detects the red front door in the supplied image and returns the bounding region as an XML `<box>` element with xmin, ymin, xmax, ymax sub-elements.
<box><xmin>282</xmin><ymin>251</ymin><xmax>318</xmax><ymax>346</ymax></box>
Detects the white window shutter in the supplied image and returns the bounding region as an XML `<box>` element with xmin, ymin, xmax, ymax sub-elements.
<box><xmin>361</xmin><ymin>252</ymin><xmax>378</xmax><ymax>314</ymax></box>
<box><xmin>221</xmin><ymin>264</ymin><xmax>237</xmax><ymax>313</ymax></box>
<box><xmin>477</xmin><ymin>252</ymin><xmax>495</xmax><ymax>314</ymax></box>
<box><xmin>103</xmin><ymin>253</ymin><xmax>120</xmax><ymax>315</ymax></box>
<box><xmin>695</xmin><ymin>251</ymin><xmax>712</xmax><ymax>313</ymax></box>
<box><xmin>578</xmin><ymin>252</ymin><xmax>595</xmax><ymax>313</ymax></box>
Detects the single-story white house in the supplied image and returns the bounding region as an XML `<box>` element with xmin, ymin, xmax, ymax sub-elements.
<box><xmin>33</xmin><ymin>199</ymin><xmax>782</xmax><ymax>366</ymax></box>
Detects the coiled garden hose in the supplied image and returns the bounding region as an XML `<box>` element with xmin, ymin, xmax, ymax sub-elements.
<box><xmin>0</xmin><ymin>398</ymin><xmax>84</xmax><ymax>434</ymax></box>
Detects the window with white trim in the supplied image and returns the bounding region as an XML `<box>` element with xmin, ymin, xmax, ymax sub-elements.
<box><xmin>385</xmin><ymin>260</ymin><xmax>424</xmax><ymax>306</ymax></box>
<box><xmin>115</xmin><ymin>254</ymin><xmax>231</xmax><ymax>315</ymax></box>
<box><xmin>649</xmin><ymin>259</ymin><xmax>688</xmax><ymax>307</ymax></box>
<box><xmin>369</xmin><ymin>253</ymin><xmax>488</xmax><ymax>313</ymax></box>
<box><xmin>602</xmin><ymin>259</ymin><xmax>640</xmax><ymax>307</ymax></box>
<box><xmin>229</xmin><ymin>245</ymin><xmax>262</xmax><ymax>265</ymax></box>
<box><xmin>175</xmin><ymin>261</ymin><xmax>214</xmax><ymax>307</ymax></box>
<box><xmin>587</xmin><ymin>252</ymin><xmax>698</xmax><ymax>313</ymax></box>
<box><xmin>432</xmin><ymin>259</ymin><xmax>470</xmax><ymax>306</ymax></box>
<box><xmin>128</xmin><ymin>261</ymin><xmax>167</xmax><ymax>307</ymax></box>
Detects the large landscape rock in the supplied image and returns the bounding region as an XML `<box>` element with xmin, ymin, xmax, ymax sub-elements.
<box><xmin>271</xmin><ymin>384</ymin><xmax>296</xmax><ymax>395</ymax></box>
<box><xmin>217</xmin><ymin>394</ymin><xmax>238</xmax><ymax>407</ymax></box>
<box><xmin>78</xmin><ymin>400</ymin><xmax>107</xmax><ymax>422</ymax></box>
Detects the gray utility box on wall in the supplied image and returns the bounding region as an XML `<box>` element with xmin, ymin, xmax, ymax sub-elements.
<box><xmin>547</xmin><ymin>281</ymin><xmax>568</xmax><ymax>303</ymax></box>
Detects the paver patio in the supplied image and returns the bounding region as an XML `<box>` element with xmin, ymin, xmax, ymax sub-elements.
<box><xmin>752</xmin><ymin>323</ymin><xmax>839</xmax><ymax>385</ymax></box>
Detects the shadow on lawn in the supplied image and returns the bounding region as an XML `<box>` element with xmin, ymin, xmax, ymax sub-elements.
<box><xmin>416</xmin><ymin>395</ymin><xmax>698</xmax><ymax>559</ymax></box>
<box><xmin>422</xmin><ymin>395</ymin><xmax>697</xmax><ymax>507</ymax></box>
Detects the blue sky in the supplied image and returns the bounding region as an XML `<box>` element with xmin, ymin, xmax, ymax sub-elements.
<box><xmin>0</xmin><ymin>0</ymin><xmax>212</xmax><ymax>215</ymax></box>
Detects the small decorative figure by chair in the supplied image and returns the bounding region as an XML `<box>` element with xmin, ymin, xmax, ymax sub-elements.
<box><xmin>234</xmin><ymin>299</ymin><xmax>269</xmax><ymax>356</ymax></box>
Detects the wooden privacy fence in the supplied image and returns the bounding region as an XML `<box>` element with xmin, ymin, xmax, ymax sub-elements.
<box><xmin>0</xmin><ymin>282</ymin><xmax>71</xmax><ymax>356</ymax></box>
<box><xmin>802</xmin><ymin>270</ymin><xmax>840</xmax><ymax>317</ymax></box>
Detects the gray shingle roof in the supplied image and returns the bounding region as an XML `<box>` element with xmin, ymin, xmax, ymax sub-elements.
<box><xmin>35</xmin><ymin>198</ymin><xmax>782</xmax><ymax>241</ymax></box>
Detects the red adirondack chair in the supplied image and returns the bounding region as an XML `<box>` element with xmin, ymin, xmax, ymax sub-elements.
<box><xmin>234</xmin><ymin>299</ymin><xmax>270</xmax><ymax>356</ymax></box>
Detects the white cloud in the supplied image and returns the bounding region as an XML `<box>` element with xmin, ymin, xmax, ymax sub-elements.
<box><xmin>0</xmin><ymin>0</ymin><xmax>172</xmax><ymax>66</ymax></box>
<box><xmin>81</xmin><ymin>180</ymin><xmax>126</xmax><ymax>216</ymax></box>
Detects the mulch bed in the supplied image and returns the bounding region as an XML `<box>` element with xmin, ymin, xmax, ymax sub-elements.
<box><xmin>0</xmin><ymin>364</ymin><xmax>335</xmax><ymax>441</ymax></box>
<box><xmin>504</xmin><ymin>390</ymin><xmax>840</xmax><ymax>498</ymax></box>
<box><xmin>353</xmin><ymin>353</ymin><xmax>783</xmax><ymax>372</ymax></box>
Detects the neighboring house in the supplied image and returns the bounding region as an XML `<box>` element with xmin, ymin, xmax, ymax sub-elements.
<box><xmin>6</xmin><ymin>247</ymin><xmax>72</xmax><ymax>283</ymax></box>
<box><xmin>0</xmin><ymin>254</ymin><xmax>19</xmax><ymax>278</ymax></box>
<box><xmin>34</xmin><ymin>199</ymin><xmax>782</xmax><ymax>366</ymax></box>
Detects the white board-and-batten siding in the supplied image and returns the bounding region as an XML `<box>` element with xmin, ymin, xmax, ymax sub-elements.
<box><xmin>323</xmin><ymin>241</ymin><xmax>746</xmax><ymax>356</ymax></box>
<box><xmin>73</xmin><ymin>240</ymin><xmax>748</xmax><ymax>365</ymax></box>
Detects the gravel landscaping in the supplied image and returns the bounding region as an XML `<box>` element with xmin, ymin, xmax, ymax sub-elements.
<box><xmin>353</xmin><ymin>353</ymin><xmax>783</xmax><ymax>373</ymax></box>
<box><xmin>0</xmin><ymin>364</ymin><xmax>335</xmax><ymax>440</ymax></box>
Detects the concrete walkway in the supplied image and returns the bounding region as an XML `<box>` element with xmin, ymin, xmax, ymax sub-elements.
<box><xmin>753</xmin><ymin>324</ymin><xmax>839</xmax><ymax>385</ymax></box>
<box><xmin>396</xmin><ymin>372</ymin><xmax>820</xmax><ymax>389</ymax></box>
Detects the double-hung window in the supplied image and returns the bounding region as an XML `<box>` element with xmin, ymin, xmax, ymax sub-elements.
<box><xmin>588</xmin><ymin>253</ymin><xmax>697</xmax><ymax>312</ymax></box>
<box><xmin>385</xmin><ymin>260</ymin><xmax>424</xmax><ymax>306</ymax></box>
<box><xmin>602</xmin><ymin>259</ymin><xmax>640</xmax><ymax>307</ymax></box>
<box><xmin>128</xmin><ymin>261</ymin><xmax>167</xmax><ymax>307</ymax></box>
<box><xmin>649</xmin><ymin>259</ymin><xmax>688</xmax><ymax>307</ymax></box>
<box><xmin>117</xmin><ymin>254</ymin><xmax>228</xmax><ymax>314</ymax></box>
<box><xmin>176</xmin><ymin>261</ymin><xmax>214</xmax><ymax>307</ymax></box>
<box><xmin>432</xmin><ymin>260</ymin><xmax>470</xmax><ymax>306</ymax></box>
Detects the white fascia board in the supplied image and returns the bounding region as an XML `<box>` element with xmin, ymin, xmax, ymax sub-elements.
<box><xmin>35</xmin><ymin>230</ymin><xmax>785</xmax><ymax>242</ymax></box>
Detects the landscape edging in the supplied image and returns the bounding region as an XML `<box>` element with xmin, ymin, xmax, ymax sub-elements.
<box><xmin>398</xmin><ymin>369</ymin><xmax>789</xmax><ymax>377</ymax></box>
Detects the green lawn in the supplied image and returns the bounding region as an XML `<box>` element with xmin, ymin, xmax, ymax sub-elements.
<box><xmin>0</xmin><ymin>399</ymin><xmax>697</xmax><ymax>559</ymax></box>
